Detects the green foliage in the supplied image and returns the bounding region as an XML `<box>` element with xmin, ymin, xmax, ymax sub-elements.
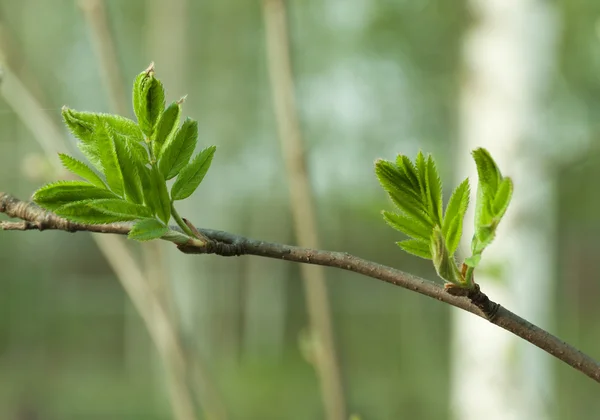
<box><xmin>153</xmin><ymin>101</ymin><xmax>181</xmax><ymax>160</ymax></box>
<box><xmin>32</xmin><ymin>63</ymin><xmax>217</xmax><ymax>242</ymax></box>
<box><xmin>159</xmin><ymin>117</ymin><xmax>198</xmax><ymax>180</ymax></box>
<box><xmin>133</xmin><ymin>63</ymin><xmax>165</xmax><ymax>137</ymax></box>
<box><xmin>467</xmin><ymin>148</ymin><xmax>514</xmax><ymax>274</ymax></box>
<box><xmin>376</xmin><ymin>148</ymin><xmax>512</xmax><ymax>288</ymax></box>
<box><xmin>128</xmin><ymin>219</ymin><xmax>169</xmax><ymax>241</ymax></box>
<box><xmin>171</xmin><ymin>146</ymin><xmax>216</xmax><ymax>201</ymax></box>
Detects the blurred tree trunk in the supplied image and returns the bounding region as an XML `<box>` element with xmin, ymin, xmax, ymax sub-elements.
<box><xmin>452</xmin><ymin>1</ymin><xmax>558</xmax><ymax>419</ymax></box>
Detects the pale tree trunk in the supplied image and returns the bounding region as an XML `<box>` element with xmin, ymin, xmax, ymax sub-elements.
<box><xmin>452</xmin><ymin>1</ymin><xmax>557</xmax><ymax>419</ymax></box>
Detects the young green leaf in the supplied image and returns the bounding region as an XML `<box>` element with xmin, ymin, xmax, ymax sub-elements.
<box><xmin>52</xmin><ymin>200</ymin><xmax>135</xmax><ymax>224</ymax></box>
<box><xmin>113</xmin><ymin>135</ymin><xmax>144</xmax><ymax>204</ymax></box>
<box><xmin>442</xmin><ymin>178</ymin><xmax>470</xmax><ymax>255</ymax></box>
<box><xmin>375</xmin><ymin>159</ymin><xmax>432</xmax><ymax>228</ymax></box>
<box><xmin>415</xmin><ymin>151</ymin><xmax>427</xmax><ymax>202</ymax></box>
<box><xmin>62</xmin><ymin>106</ymin><xmax>96</xmax><ymax>145</ymax></box>
<box><xmin>397</xmin><ymin>239</ymin><xmax>432</xmax><ymax>259</ymax></box>
<box><xmin>430</xmin><ymin>226</ymin><xmax>463</xmax><ymax>285</ymax></box>
<box><xmin>58</xmin><ymin>154</ymin><xmax>106</xmax><ymax>189</ymax></box>
<box><xmin>128</xmin><ymin>218</ymin><xmax>169</xmax><ymax>241</ymax></box>
<box><xmin>425</xmin><ymin>155</ymin><xmax>443</xmax><ymax>225</ymax></box>
<box><xmin>52</xmin><ymin>199</ymin><xmax>148</xmax><ymax>224</ymax></box>
<box><xmin>171</xmin><ymin>145</ymin><xmax>216</xmax><ymax>201</ymax></box>
<box><xmin>33</xmin><ymin>181</ymin><xmax>117</xmax><ymax>211</ymax></box>
<box><xmin>472</xmin><ymin>148</ymin><xmax>501</xmax><ymax>199</ymax></box>
<box><xmin>396</xmin><ymin>154</ymin><xmax>420</xmax><ymax>191</ymax></box>
<box><xmin>153</xmin><ymin>101</ymin><xmax>181</xmax><ymax>159</ymax></box>
<box><xmin>150</xmin><ymin>166</ymin><xmax>172</xmax><ymax>224</ymax></box>
<box><xmin>94</xmin><ymin>120</ymin><xmax>124</xmax><ymax>196</ymax></box>
<box><xmin>87</xmin><ymin>198</ymin><xmax>153</xmax><ymax>219</ymax></box>
<box><xmin>382</xmin><ymin>210</ymin><xmax>431</xmax><ymax>241</ymax></box>
<box><xmin>492</xmin><ymin>177</ymin><xmax>513</xmax><ymax>218</ymax></box>
<box><xmin>133</xmin><ymin>63</ymin><xmax>165</xmax><ymax>137</ymax></box>
<box><xmin>158</xmin><ymin>117</ymin><xmax>198</xmax><ymax>180</ymax></box>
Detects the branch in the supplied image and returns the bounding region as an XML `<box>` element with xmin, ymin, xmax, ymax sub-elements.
<box><xmin>2</xmin><ymin>191</ymin><xmax>600</xmax><ymax>384</ymax></box>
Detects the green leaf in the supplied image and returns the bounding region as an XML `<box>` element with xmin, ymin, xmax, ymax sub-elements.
<box><xmin>396</xmin><ymin>154</ymin><xmax>420</xmax><ymax>191</ymax></box>
<box><xmin>62</xmin><ymin>106</ymin><xmax>95</xmax><ymax>145</ymax></box>
<box><xmin>430</xmin><ymin>226</ymin><xmax>462</xmax><ymax>284</ymax></box>
<box><xmin>102</xmin><ymin>114</ymin><xmax>144</xmax><ymax>143</ymax></box>
<box><xmin>53</xmin><ymin>200</ymin><xmax>134</xmax><ymax>224</ymax></box>
<box><xmin>382</xmin><ymin>210</ymin><xmax>431</xmax><ymax>241</ymax></box>
<box><xmin>425</xmin><ymin>155</ymin><xmax>443</xmax><ymax>225</ymax></box>
<box><xmin>94</xmin><ymin>119</ymin><xmax>124</xmax><ymax>196</ymax></box>
<box><xmin>58</xmin><ymin>154</ymin><xmax>106</xmax><ymax>189</ymax></box>
<box><xmin>128</xmin><ymin>218</ymin><xmax>169</xmax><ymax>241</ymax></box>
<box><xmin>151</xmin><ymin>166</ymin><xmax>172</xmax><ymax>224</ymax></box>
<box><xmin>159</xmin><ymin>117</ymin><xmax>198</xmax><ymax>180</ymax></box>
<box><xmin>464</xmin><ymin>254</ymin><xmax>481</xmax><ymax>268</ymax></box>
<box><xmin>473</xmin><ymin>225</ymin><xmax>496</xmax><ymax>254</ymax></box>
<box><xmin>52</xmin><ymin>199</ymin><xmax>148</xmax><ymax>224</ymax></box>
<box><xmin>472</xmin><ymin>148</ymin><xmax>501</xmax><ymax>199</ymax></box>
<box><xmin>171</xmin><ymin>145</ymin><xmax>216</xmax><ymax>201</ymax></box>
<box><xmin>87</xmin><ymin>198</ymin><xmax>153</xmax><ymax>219</ymax></box>
<box><xmin>133</xmin><ymin>64</ymin><xmax>165</xmax><ymax>137</ymax></box>
<box><xmin>415</xmin><ymin>151</ymin><xmax>427</xmax><ymax>202</ymax></box>
<box><xmin>442</xmin><ymin>178</ymin><xmax>470</xmax><ymax>255</ymax></box>
<box><xmin>113</xmin><ymin>134</ymin><xmax>144</xmax><ymax>204</ymax></box>
<box><xmin>63</xmin><ymin>107</ymin><xmax>142</xmax><ymax>144</ymax></box>
<box><xmin>32</xmin><ymin>181</ymin><xmax>117</xmax><ymax>211</ymax></box>
<box><xmin>492</xmin><ymin>177</ymin><xmax>513</xmax><ymax>218</ymax></box>
<box><xmin>374</xmin><ymin>159</ymin><xmax>432</xmax><ymax>228</ymax></box>
<box><xmin>153</xmin><ymin>101</ymin><xmax>181</xmax><ymax>159</ymax></box>
<box><xmin>397</xmin><ymin>239</ymin><xmax>432</xmax><ymax>259</ymax></box>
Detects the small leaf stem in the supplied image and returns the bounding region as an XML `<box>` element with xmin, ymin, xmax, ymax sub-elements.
<box><xmin>171</xmin><ymin>202</ymin><xmax>195</xmax><ymax>238</ymax></box>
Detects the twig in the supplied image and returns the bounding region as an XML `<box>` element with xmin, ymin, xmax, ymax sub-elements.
<box><xmin>262</xmin><ymin>1</ymin><xmax>347</xmax><ymax>419</ymax></box>
<box><xmin>2</xmin><ymin>192</ymin><xmax>600</xmax><ymax>384</ymax></box>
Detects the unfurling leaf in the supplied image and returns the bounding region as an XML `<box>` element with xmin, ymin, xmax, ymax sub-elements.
<box><xmin>33</xmin><ymin>181</ymin><xmax>117</xmax><ymax>211</ymax></box>
<box><xmin>153</xmin><ymin>101</ymin><xmax>181</xmax><ymax>159</ymax></box>
<box><xmin>397</xmin><ymin>239</ymin><xmax>432</xmax><ymax>259</ymax></box>
<box><xmin>159</xmin><ymin>118</ymin><xmax>198</xmax><ymax>180</ymax></box>
<box><xmin>472</xmin><ymin>148</ymin><xmax>501</xmax><ymax>199</ymax></box>
<box><xmin>375</xmin><ymin>159</ymin><xmax>433</xmax><ymax>228</ymax></box>
<box><xmin>442</xmin><ymin>178</ymin><xmax>470</xmax><ymax>255</ymax></box>
<box><xmin>430</xmin><ymin>226</ymin><xmax>463</xmax><ymax>285</ymax></box>
<box><xmin>53</xmin><ymin>198</ymin><xmax>151</xmax><ymax>224</ymax></box>
<box><xmin>128</xmin><ymin>219</ymin><xmax>169</xmax><ymax>241</ymax></box>
<box><xmin>425</xmin><ymin>155</ymin><xmax>443</xmax><ymax>225</ymax></box>
<box><xmin>492</xmin><ymin>177</ymin><xmax>513</xmax><ymax>218</ymax></box>
<box><xmin>171</xmin><ymin>145</ymin><xmax>216</xmax><ymax>201</ymax></box>
<box><xmin>133</xmin><ymin>63</ymin><xmax>165</xmax><ymax>137</ymax></box>
<box><xmin>58</xmin><ymin>154</ymin><xmax>106</xmax><ymax>189</ymax></box>
<box><xmin>94</xmin><ymin>120</ymin><xmax>124</xmax><ymax>196</ymax></box>
<box><xmin>151</xmin><ymin>166</ymin><xmax>172</xmax><ymax>224</ymax></box>
<box><xmin>113</xmin><ymin>135</ymin><xmax>144</xmax><ymax>204</ymax></box>
<box><xmin>382</xmin><ymin>210</ymin><xmax>431</xmax><ymax>242</ymax></box>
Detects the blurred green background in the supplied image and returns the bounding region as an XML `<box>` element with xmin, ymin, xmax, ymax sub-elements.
<box><xmin>1</xmin><ymin>0</ymin><xmax>600</xmax><ymax>419</ymax></box>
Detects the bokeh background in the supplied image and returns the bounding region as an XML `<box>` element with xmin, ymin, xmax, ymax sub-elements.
<box><xmin>1</xmin><ymin>1</ymin><xmax>599</xmax><ymax>419</ymax></box>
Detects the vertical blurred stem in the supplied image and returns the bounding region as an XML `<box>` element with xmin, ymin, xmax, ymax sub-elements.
<box><xmin>262</xmin><ymin>1</ymin><xmax>347</xmax><ymax>420</ymax></box>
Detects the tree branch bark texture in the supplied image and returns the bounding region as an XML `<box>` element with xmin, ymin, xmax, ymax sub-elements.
<box><xmin>2</xmin><ymin>191</ymin><xmax>599</xmax><ymax>384</ymax></box>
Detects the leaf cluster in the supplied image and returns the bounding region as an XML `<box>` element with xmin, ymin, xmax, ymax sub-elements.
<box><xmin>32</xmin><ymin>63</ymin><xmax>216</xmax><ymax>242</ymax></box>
<box><xmin>375</xmin><ymin>149</ymin><xmax>512</xmax><ymax>288</ymax></box>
